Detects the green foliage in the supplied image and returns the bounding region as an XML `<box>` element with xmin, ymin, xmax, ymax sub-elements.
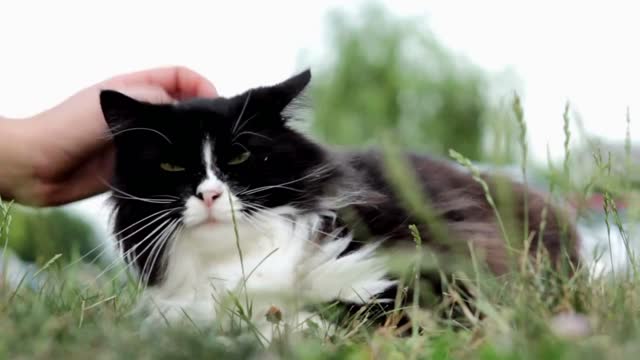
<box><xmin>309</xmin><ymin>3</ymin><xmax>507</xmax><ymax>162</ymax></box>
<box><xmin>5</xmin><ymin>206</ymin><xmax>97</xmax><ymax>265</ymax></box>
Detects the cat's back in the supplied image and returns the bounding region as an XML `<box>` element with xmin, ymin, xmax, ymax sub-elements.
<box><xmin>333</xmin><ymin>147</ymin><xmax>581</xmax><ymax>274</ymax></box>
<box><xmin>336</xmin><ymin>147</ymin><xmax>491</xmax><ymax>203</ymax></box>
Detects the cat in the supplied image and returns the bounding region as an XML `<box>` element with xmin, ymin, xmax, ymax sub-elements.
<box><xmin>99</xmin><ymin>69</ymin><xmax>581</xmax><ymax>338</ymax></box>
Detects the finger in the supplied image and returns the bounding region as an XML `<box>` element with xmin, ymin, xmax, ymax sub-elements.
<box><xmin>171</xmin><ymin>66</ymin><xmax>219</xmax><ymax>99</ymax></box>
<box><xmin>110</xmin><ymin>66</ymin><xmax>218</xmax><ymax>99</ymax></box>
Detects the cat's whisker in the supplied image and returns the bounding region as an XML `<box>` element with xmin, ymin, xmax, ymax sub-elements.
<box><xmin>241</xmin><ymin>213</ymin><xmax>271</xmax><ymax>234</ymax></box>
<box><xmin>143</xmin><ymin>223</ymin><xmax>183</xmax><ymax>292</ymax></box>
<box><xmin>107</xmin><ymin>127</ymin><xmax>172</xmax><ymax>144</ymax></box>
<box><xmin>95</xmin><ymin>231</ymin><xmax>164</xmax><ymax>285</ymax></box>
<box><xmin>140</xmin><ymin>223</ymin><xmax>181</xmax><ymax>290</ymax></box>
<box><xmin>241</xmin><ymin>192</ymin><xmax>270</xmax><ymax>201</ymax></box>
<box><xmin>235</xmin><ymin>185</ymin><xmax>251</xmax><ymax>195</ymax></box>
<box><xmin>249</xmin><ymin>215</ymin><xmax>341</xmax><ymax>255</ymax></box>
<box><xmin>238</xmin><ymin>165</ymin><xmax>334</xmax><ymax>196</ymax></box>
<box><xmin>231</xmin><ymin>130</ymin><xmax>271</xmax><ymax>142</ymax></box>
<box><xmin>102</xmin><ymin>222</ymin><xmax>178</xmax><ymax>290</ymax></box>
<box><xmin>239</xmin><ymin>213</ymin><xmax>336</xmax><ymax>260</ymax></box>
<box><xmin>150</xmin><ymin>194</ymin><xmax>181</xmax><ymax>200</ymax></box>
<box><xmin>138</xmin><ymin>220</ymin><xmax>177</xmax><ymax>281</ymax></box>
<box><xmin>93</xmin><ymin>218</ymin><xmax>174</xmax><ymax>283</ymax></box>
<box><xmin>61</xmin><ymin>242</ymin><xmax>115</xmax><ymax>274</ymax></box>
<box><xmin>159</xmin><ymin>224</ymin><xmax>185</xmax><ymax>267</ymax></box>
<box><xmin>109</xmin><ymin>207</ymin><xmax>180</xmax><ymax>266</ymax></box>
<box><xmin>241</xmin><ymin>203</ymin><xmax>346</xmax><ymax>252</ymax></box>
<box><xmin>112</xmin><ymin>194</ymin><xmax>179</xmax><ymax>203</ymax></box>
<box><xmin>231</xmin><ymin>90</ymin><xmax>252</xmax><ymax>135</ymax></box>
<box><xmin>110</xmin><ymin>194</ymin><xmax>173</xmax><ymax>203</ymax></box>
<box><xmin>112</xmin><ymin>208</ymin><xmax>181</xmax><ymax>239</ymax></box>
<box><xmin>243</xmin><ymin>208</ymin><xmax>322</xmax><ymax>238</ymax></box>
<box><xmin>239</xmin><ymin>185</ymin><xmax>305</xmax><ymax>195</ymax></box>
<box><xmin>99</xmin><ymin>177</ymin><xmax>180</xmax><ymax>204</ymax></box>
<box><xmin>243</xmin><ymin>202</ymin><xmax>338</xmax><ymax>232</ymax></box>
<box><xmin>233</xmin><ymin>113</ymin><xmax>259</xmax><ymax>138</ymax></box>
<box><xmin>64</xmin><ymin>207</ymin><xmax>181</xmax><ymax>271</ymax></box>
<box><xmin>137</xmin><ymin>220</ymin><xmax>180</xmax><ymax>291</ymax></box>
<box><xmin>111</xmin><ymin>194</ymin><xmax>176</xmax><ymax>204</ymax></box>
<box><xmin>112</xmin><ymin>208</ymin><xmax>181</xmax><ymax>248</ymax></box>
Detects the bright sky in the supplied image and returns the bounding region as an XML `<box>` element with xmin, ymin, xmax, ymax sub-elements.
<box><xmin>1</xmin><ymin>0</ymin><xmax>638</xmax><ymax>234</ymax></box>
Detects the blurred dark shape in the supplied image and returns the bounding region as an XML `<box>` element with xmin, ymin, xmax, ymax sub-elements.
<box><xmin>309</xmin><ymin>2</ymin><xmax>506</xmax><ymax>161</ymax></box>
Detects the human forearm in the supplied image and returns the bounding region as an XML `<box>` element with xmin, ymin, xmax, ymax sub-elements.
<box><xmin>0</xmin><ymin>116</ymin><xmax>40</xmax><ymax>204</ymax></box>
<box><xmin>0</xmin><ymin>111</ymin><xmax>106</xmax><ymax>207</ymax></box>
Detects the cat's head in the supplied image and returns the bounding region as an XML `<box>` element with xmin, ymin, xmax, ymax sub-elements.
<box><xmin>100</xmin><ymin>69</ymin><xmax>339</xmax><ymax>280</ymax></box>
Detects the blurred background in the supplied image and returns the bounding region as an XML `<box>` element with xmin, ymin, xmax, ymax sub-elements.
<box><xmin>1</xmin><ymin>0</ymin><xmax>638</xmax><ymax>277</ymax></box>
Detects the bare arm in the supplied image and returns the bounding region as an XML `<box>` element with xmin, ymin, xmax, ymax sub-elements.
<box><xmin>0</xmin><ymin>66</ymin><xmax>217</xmax><ymax>207</ymax></box>
<box><xmin>0</xmin><ymin>116</ymin><xmax>37</xmax><ymax>204</ymax></box>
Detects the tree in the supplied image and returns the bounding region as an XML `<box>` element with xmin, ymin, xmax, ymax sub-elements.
<box><xmin>308</xmin><ymin>3</ymin><xmax>501</xmax><ymax>161</ymax></box>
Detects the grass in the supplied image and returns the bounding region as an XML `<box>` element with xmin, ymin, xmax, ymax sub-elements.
<box><xmin>1</xmin><ymin>102</ymin><xmax>640</xmax><ymax>360</ymax></box>
<box><xmin>3</xmin><ymin>252</ymin><xmax>640</xmax><ymax>360</ymax></box>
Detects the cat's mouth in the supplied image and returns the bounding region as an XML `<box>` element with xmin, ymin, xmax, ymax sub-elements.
<box><xmin>182</xmin><ymin>194</ymin><xmax>241</xmax><ymax>229</ymax></box>
<box><xmin>202</xmin><ymin>218</ymin><xmax>218</xmax><ymax>225</ymax></box>
<box><xmin>186</xmin><ymin>220</ymin><xmax>219</xmax><ymax>231</ymax></box>
<box><xmin>192</xmin><ymin>216</ymin><xmax>220</xmax><ymax>228</ymax></box>
<box><xmin>188</xmin><ymin>211</ymin><xmax>231</xmax><ymax>228</ymax></box>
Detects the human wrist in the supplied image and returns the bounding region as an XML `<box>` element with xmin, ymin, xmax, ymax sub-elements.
<box><xmin>0</xmin><ymin>117</ymin><xmax>19</xmax><ymax>201</ymax></box>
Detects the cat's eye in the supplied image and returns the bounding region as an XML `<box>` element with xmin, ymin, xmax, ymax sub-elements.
<box><xmin>228</xmin><ymin>151</ymin><xmax>251</xmax><ymax>165</ymax></box>
<box><xmin>160</xmin><ymin>162</ymin><xmax>186</xmax><ymax>172</ymax></box>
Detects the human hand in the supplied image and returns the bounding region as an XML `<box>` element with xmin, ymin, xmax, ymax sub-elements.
<box><xmin>0</xmin><ymin>66</ymin><xmax>217</xmax><ymax>207</ymax></box>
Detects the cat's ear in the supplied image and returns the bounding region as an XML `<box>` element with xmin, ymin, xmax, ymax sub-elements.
<box><xmin>252</xmin><ymin>69</ymin><xmax>311</xmax><ymax>116</ymax></box>
<box><xmin>99</xmin><ymin>90</ymin><xmax>145</xmax><ymax>133</ymax></box>
<box><xmin>269</xmin><ymin>68</ymin><xmax>311</xmax><ymax>110</ymax></box>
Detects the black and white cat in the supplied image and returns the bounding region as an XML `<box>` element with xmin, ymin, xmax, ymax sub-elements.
<box><xmin>100</xmin><ymin>69</ymin><xmax>581</xmax><ymax>337</ymax></box>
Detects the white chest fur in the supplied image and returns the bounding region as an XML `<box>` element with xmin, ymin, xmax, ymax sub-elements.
<box><xmin>138</xmin><ymin>209</ymin><xmax>395</xmax><ymax>340</ymax></box>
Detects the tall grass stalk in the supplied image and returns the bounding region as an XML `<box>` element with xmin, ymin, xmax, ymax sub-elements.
<box><xmin>228</xmin><ymin>192</ymin><xmax>251</xmax><ymax>315</ymax></box>
<box><xmin>409</xmin><ymin>224</ymin><xmax>422</xmax><ymax>338</ymax></box>
<box><xmin>379</xmin><ymin>132</ymin><xmax>449</xmax><ymax>246</ymax></box>
<box><xmin>563</xmin><ymin>102</ymin><xmax>572</xmax><ymax>180</ymax></box>
<box><xmin>448</xmin><ymin>149</ymin><xmax>511</xmax><ymax>253</ymax></box>
<box><xmin>513</xmin><ymin>93</ymin><xmax>529</xmax><ymax>244</ymax></box>
<box><xmin>1</xmin><ymin>198</ymin><xmax>14</xmax><ymax>288</ymax></box>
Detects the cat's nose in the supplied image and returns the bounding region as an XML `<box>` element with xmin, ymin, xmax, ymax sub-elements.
<box><xmin>196</xmin><ymin>190</ymin><xmax>222</xmax><ymax>207</ymax></box>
